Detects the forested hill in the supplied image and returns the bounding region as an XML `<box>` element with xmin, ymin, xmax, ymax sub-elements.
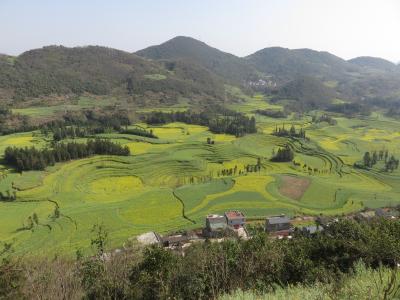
<box><xmin>0</xmin><ymin>45</ymin><xmax>225</xmax><ymax>103</ymax></box>
<box><xmin>1</xmin><ymin>37</ymin><xmax>400</xmax><ymax>107</ymax></box>
<box><xmin>348</xmin><ymin>56</ymin><xmax>399</xmax><ymax>73</ymax></box>
<box><xmin>245</xmin><ymin>46</ymin><xmax>359</xmax><ymax>82</ymax></box>
<box><xmin>135</xmin><ymin>36</ymin><xmax>260</xmax><ymax>84</ymax></box>
<box><xmin>275</xmin><ymin>76</ymin><xmax>337</xmax><ymax>111</ymax></box>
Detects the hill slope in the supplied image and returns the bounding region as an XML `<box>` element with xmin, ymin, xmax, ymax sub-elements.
<box><xmin>136</xmin><ymin>36</ymin><xmax>259</xmax><ymax>84</ymax></box>
<box><xmin>0</xmin><ymin>45</ymin><xmax>225</xmax><ymax>103</ymax></box>
<box><xmin>246</xmin><ymin>47</ymin><xmax>359</xmax><ymax>83</ymax></box>
<box><xmin>275</xmin><ymin>76</ymin><xmax>337</xmax><ymax>110</ymax></box>
<box><xmin>348</xmin><ymin>56</ymin><xmax>398</xmax><ymax>72</ymax></box>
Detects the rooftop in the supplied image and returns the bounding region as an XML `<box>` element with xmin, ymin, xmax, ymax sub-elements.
<box><xmin>266</xmin><ymin>215</ymin><xmax>290</xmax><ymax>224</ymax></box>
<box><xmin>137</xmin><ymin>231</ymin><xmax>161</xmax><ymax>245</ymax></box>
<box><xmin>207</xmin><ymin>214</ymin><xmax>225</xmax><ymax>219</ymax></box>
<box><xmin>225</xmin><ymin>210</ymin><xmax>245</xmax><ymax>219</ymax></box>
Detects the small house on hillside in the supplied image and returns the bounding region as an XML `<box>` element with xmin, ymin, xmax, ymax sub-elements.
<box><xmin>225</xmin><ymin>211</ymin><xmax>246</xmax><ymax>229</ymax></box>
<box><xmin>161</xmin><ymin>234</ymin><xmax>189</xmax><ymax>247</ymax></box>
<box><xmin>204</xmin><ymin>214</ymin><xmax>227</xmax><ymax>238</ymax></box>
<box><xmin>315</xmin><ymin>216</ymin><xmax>336</xmax><ymax>228</ymax></box>
<box><xmin>301</xmin><ymin>225</ymin><xmax>323</xmax><ymax>236</ymax></box>
<box><xmin>137</xmin><ymin>231</ymin><xmax>162</xmax><ymax>246</ymax></box>
<box><xmin>356</xmin><ymin>210</ymin><xmax>376</xmax><ymax>221</ymax></box>
<box><xmin>265</xmin><ymin>215</ymin><xmax>291</xmax><ymax>233</ymax></box>
<box><xmin>375</xmin><ymin>208</ymin><xmax>399</xmax><ymax>219</ymax></box>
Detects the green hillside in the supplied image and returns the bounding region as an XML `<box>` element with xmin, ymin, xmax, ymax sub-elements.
<box><xmin>0</xmin><ymin>45</ymin><xmax>225</xmax><ymax>104</ymax></box>
<box><xmin>348</xmin><ymin>56</ymin><xmax>398</xmax><ymax>72</ymax></box>
<box><xmin>136</xmin><ymin>36</ymin><xmax>260</xmax><ymax>84</ymax></box>
<box><xmin>245</xmin><ymin>47</ymin><xmax>358</xmax><ymax>82</ymax></box>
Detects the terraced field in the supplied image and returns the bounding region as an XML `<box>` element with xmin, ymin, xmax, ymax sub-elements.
<box><xmin>1</xmin><ymin>98</ymin><xmax>400</xmax><ymax>256</ymax></box>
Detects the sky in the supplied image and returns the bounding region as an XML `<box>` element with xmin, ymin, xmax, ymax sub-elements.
<box><xmin>1</xmin><ymin>0</ymin><xmax>399</xmax><ymax>62</ymax></box>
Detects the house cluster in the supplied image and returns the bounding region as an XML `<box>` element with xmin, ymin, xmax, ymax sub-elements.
<box><xmin>247</xmin><ymin>79</ymin><xmax>277</xmax><ymax>88</ymax></box>
<box><xmin>137</xmin><ymin>206</ymin><xmax>400</xmax><ymax>249</ymax></box>
<box><xmin>203</xmin><ymin>211</ymin><xmax>247</xmax><ymax>238</ymax></box>
<box><xmin>355</xmin><ymin>207</ymin><xmax>399</xmax><ymax>220</ymax></box>
<box><xmin>137</xmin><ymin>211</ymin><xmax>297</xmax><ymax>249</ymax></box>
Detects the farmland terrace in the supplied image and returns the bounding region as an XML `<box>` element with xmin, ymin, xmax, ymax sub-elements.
<box><xmin>1</xmin><ymin>95</ymin><xmax>400</xmax><ymax>256</ymax></box>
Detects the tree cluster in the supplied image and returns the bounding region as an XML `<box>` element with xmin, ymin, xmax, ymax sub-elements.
<box><xmin>0</xmin><ymin>107</ymin><xmax>35</xmax><ymax>136</ymax></box>
<box><xmin>271</xmin><ymin>145</ymin><xmax>294</xmax><ymax>162</ymax></box>
<box><xmin>120</xmin><ymin>127</ymin><xmax>157</xmax><ymax>139</ymax></box>
<box><xmin>255</xmin><ymin>109</ymin><xmax>287</xmax><ymax>118</ymax></box>
<box><xmin>143</xmin><ymin>108</ymin><xmax>256</xmax><ymax>137</ymax></box>
<box><xmin>272</xmin><ymin>124</ymin><xmax>306</xmax><ymax>139</ymax></box>
<box><xmin>327</xmin><ymin>103</ymin><xmax>371</xmax><ymax>117</ymax></box>
<box><xmin>312</xmin><ymin>114</ymin><xmax>337</xmax><ymax>125</ymax></box>
<box><xmin>4</xmin><ymin>139</ymin><xmax>130</xmax><ymax>171</ymax></box>
<box><xmin>359</xmin><ymin>149</ymin><xmax>399</xmax><ymax>172</ymax></box>
<box><xmin>385</xmin><ymin>155</ymin><xmax>400</xmax><ymax>172</ymax></box>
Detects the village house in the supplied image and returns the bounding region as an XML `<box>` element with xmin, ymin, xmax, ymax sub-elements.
<box><xmin>375</xmin><ymin>208</ymin><xmax>399</xmax><ymax>219</ymax></box>
<box><xmin>136</xmin><ymin>231</ymin><xmax>162</xmax><ymax>246</ymax></box>
<box><xmin>265</xmin><ymin>215</ymin><xmax>291</xmax><ymax>233</ymax></box>
<box><xmin>300</xmin><ymin>225</ymin><xmax>323</xmax><ymax>236</ymax></box>
<box><xmin>161</xmin><ymin>234</ymin><xmax>190</xmax><ymax>247</ymax></box>
<box><xmin>204</xmin><ymin>214</ymin><xmax>227</xmax><ymax>238</ymax></box>
<box><xmin>224</xmin><ymin>210</ymin><xmax>246</xmax><ymax>229</ymax></box>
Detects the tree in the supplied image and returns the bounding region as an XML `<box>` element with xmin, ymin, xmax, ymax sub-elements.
<box><xmin>32</xmin><ymin>213</ymin><xmax>39</xmax><ymax>225</ymax></box>
<box><xmin>289</xmin><ymin>125</ymin><xmax>296</xmax><ymax>136</ymax></box>
<box><xmin>363</xmin><ymin>152</ymin><xmax>371</xmax><ymax>168</ymax></box>
<box><xmin>91</xmin><ymin>223</ymin><xmax>108</xmax><ymax>256</ymax></box>
<box><xmin>372</xmin><ymin>151</ymin><xmax>378</xmax><ymax>166</ymax></box>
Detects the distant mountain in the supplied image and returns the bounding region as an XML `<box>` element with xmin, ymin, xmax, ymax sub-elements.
<box><xmin>245</xmin><ymin>47</ymin><xmax>359</xmax><ymax>83</ymax></box>
<box><xmin>136</xmin><ymin>36</ymin><xmax>259</xmax><ymax>84</ymax></box>
<box><xmin>348</xmin><ymin>56</ymin><xmax>398</xmax><ymax>72</ymax></box>
<box><xmin>1</xmin><ymin>37</ymin><xmax>399</xmax><ymax>108</ymax></box>
<box><xmin>0</xmin><ymin>45</ymin><xmax>225</xmax><ymax>103</ymax></box>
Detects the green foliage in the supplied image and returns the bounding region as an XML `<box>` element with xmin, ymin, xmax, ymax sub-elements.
<box><xmin>0</xmin><ymin>243</ymin><xmax>24</xmax><ymax>299</ymax></box>
<box><xmin>246</xmin><ymin>47</ymin><xmax>355</xmax><ymax>83</ymax></box>
<box><xmin>90</xmin><ymin>223</ymin><xmax>109</xmax><ymax>256</ymax></box>
<box><xmin>123</xmin><ymin>219</ymin><xmax>400</xmax><ymax>299</ymax></box>
<box><xmin>271</xmin><ymin>145</ymin><xmax>294</xmax><ymax>162</ymax></box>
<box><xmin>0</xmin><ymin>45</ymin><xmax>225</xmax><ymax>103</ymax></box>
<box><xmin>274</xmin><ymin>76</ymin><xmax>336</xmax><ymax>111</ymax></box>
<box><xmin>144</xmin><ymin>108</ymin><xmax>256</xmax><ymax>137</ymax></box>
<box><xmin>4</xmin><ymin>138</ymin><xmax>130</xmax><ymax>171</ymax></box>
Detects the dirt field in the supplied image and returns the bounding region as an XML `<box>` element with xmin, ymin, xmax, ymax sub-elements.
<box><xmin>279</xmin><ymin>175</ymin><xmax>311</xmax><ymax>201</ymax></box>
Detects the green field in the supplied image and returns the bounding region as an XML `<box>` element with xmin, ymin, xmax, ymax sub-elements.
<box><xmin>2</xmin><ymin>96</ymin><xmax>400</xmax><ymax>256</ymax></box>
<box><xmin>12</xmin><ymin>96</ymin><xmax>117</xmax><ymax>117</ymax></box>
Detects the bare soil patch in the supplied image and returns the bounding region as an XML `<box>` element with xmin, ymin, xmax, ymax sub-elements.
<box><xmin>279</xmin><ymin>175</ymin><xmax>311</xmax><ymax>201</ymax></box>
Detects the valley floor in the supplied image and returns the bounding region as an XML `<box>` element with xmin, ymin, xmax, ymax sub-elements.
<box><xmin>1</xmin><ymin>97</ymin><xmax>400</xmax><ymax>255</ymax></box>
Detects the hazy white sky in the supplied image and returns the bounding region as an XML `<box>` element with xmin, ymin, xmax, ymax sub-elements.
<box><xmin>1</xmin><ymin>0</ymin><xmax>399</xmax><ymax>62</ymax></box>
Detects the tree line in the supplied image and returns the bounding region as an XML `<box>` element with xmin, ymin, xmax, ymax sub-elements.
<box><xmin>272</xmin><ymin>124</ymin><xmax>306</xmax><ymax>139</ymax></box>
<box><xmin>120</xmin><ymin>127</ymin><xmax>157</xmax><ymax>139</ymax></box>
<box><xmin>4</xmin><ymin>139</ymin><xmax>130</xmax><ymax>171</ymax></box>
<box><xmin>312</xmin><ymin>113</ymin><xmax>337</xmax><ymax>125</ymax></box>
<box><xmin>254</xmin><ymin>109</ymin><xmax>287</xmax><ymax>118</ymax></box>
<box><xmin>143</xmin><ymin>108</ymin><xmax>257</xmax><ymax>137</ymax></box>
<box><xmin>45</xmin><ymin>124</ymin><xmax>157</xmax><ymax>141</ymax></box>
<box><xmin>357</xmin><ymin>149</ymin><xmax>399</xmax><ymax>172</ymax></box>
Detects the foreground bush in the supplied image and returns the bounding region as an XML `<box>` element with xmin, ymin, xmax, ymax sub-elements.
<box><xmin>222</xmin><ymin>262</ymin><xmax>400</xmax><ymax>300</ymax></box>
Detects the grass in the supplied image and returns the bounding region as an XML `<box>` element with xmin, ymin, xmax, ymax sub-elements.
<box><xmin>221</xmin><ymin>262</ymin><xmax>400</xmax><ymax>300</ymax></box>
<box><xmin>12</xmin><ymin>96</ymin><xmax>116</xmax><ymax>118</ymax></box>
<box><xmin>144</xmin><ymin>74</ymin><xmax>167</xmax><ymax>80</ymax></box>
<box><xmin>1</xmin><ymin>104</ymin><xmax>400</xmax><ymax>256</ymax></box>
